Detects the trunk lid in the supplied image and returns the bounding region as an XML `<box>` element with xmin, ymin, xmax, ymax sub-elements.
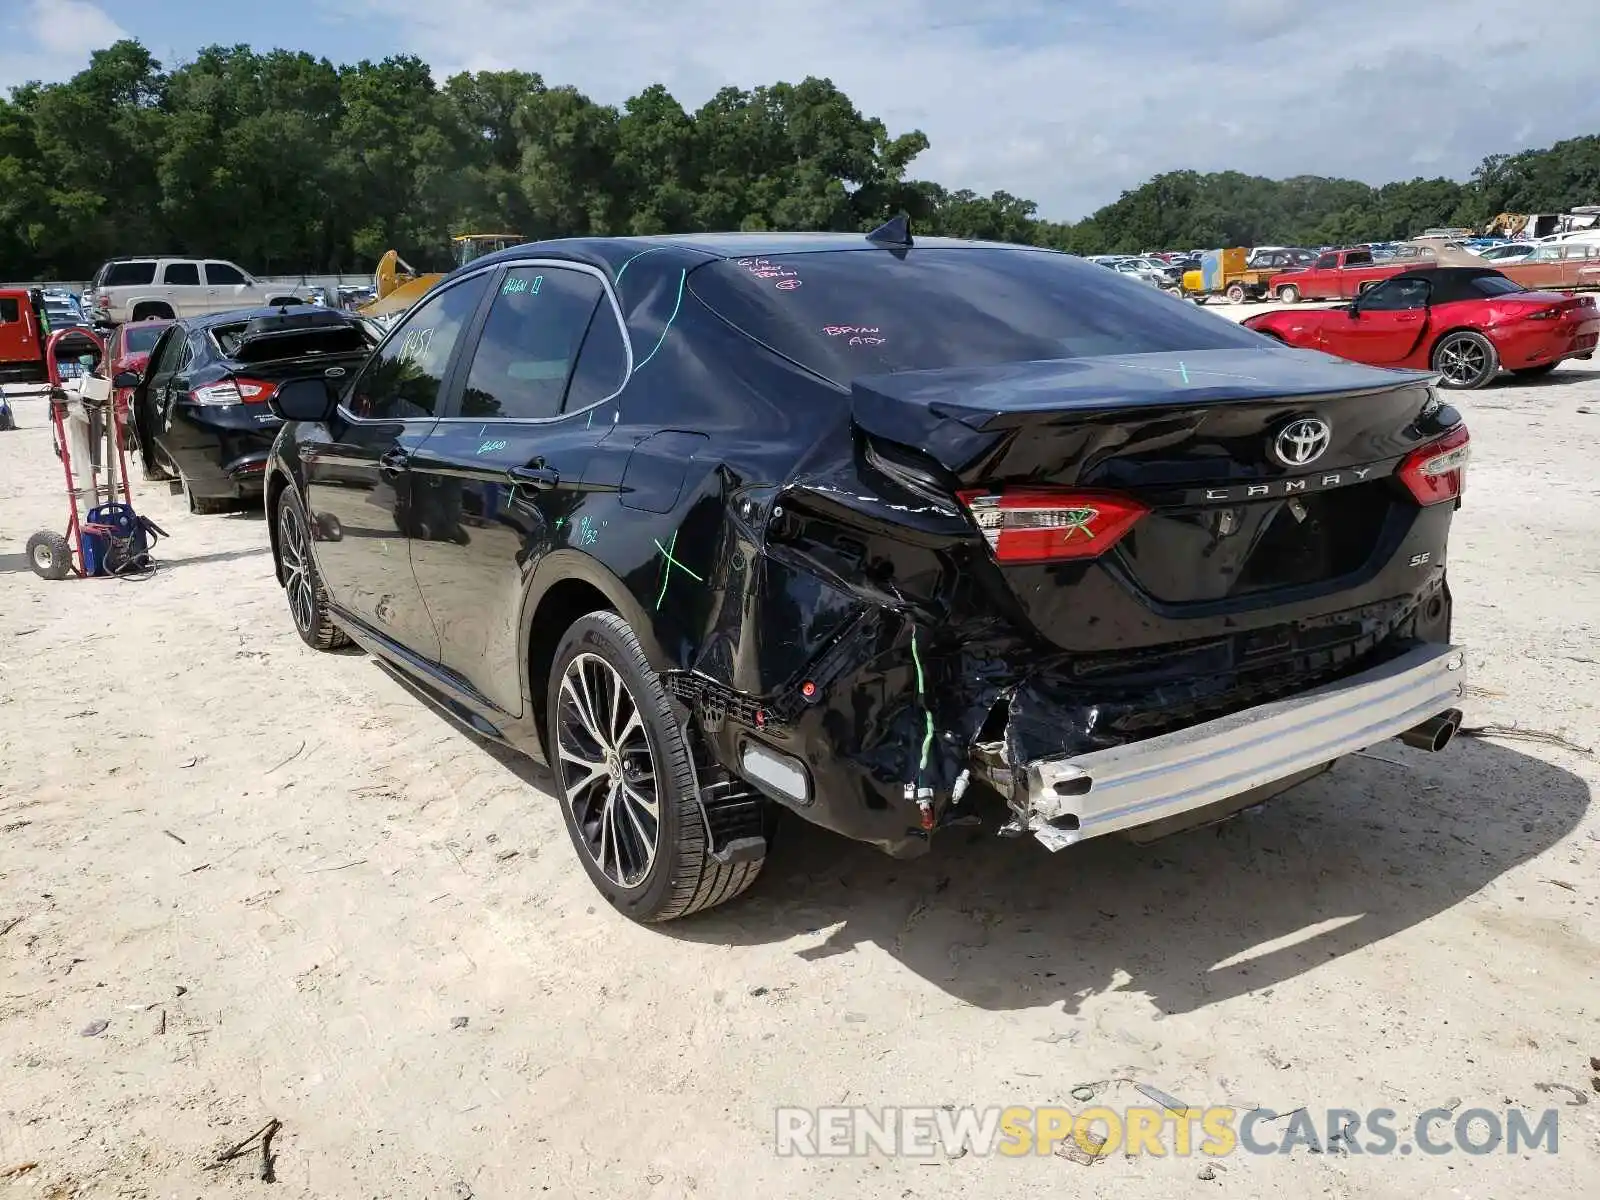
<box><xmin>851</xmin><ymin>347</ymin><xmax>1454</xmax><ymax>645</ymax></box>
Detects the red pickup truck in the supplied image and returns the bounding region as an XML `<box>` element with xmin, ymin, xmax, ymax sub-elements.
<box><xmin>1269</xmin><ymin>249</ymin><xmax>1408</xmax><ymax>303</ymax></box>
<box><xmin>0</xmin><ymin>287</ymin><xmax>47</xmax><ymax>383</ymax></box>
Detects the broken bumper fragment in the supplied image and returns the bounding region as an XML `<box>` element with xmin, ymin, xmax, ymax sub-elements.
<box><xmin>1017</xmin><ymin>643</ymin><xmax>1467</xmax><ymax>851</ymax></box>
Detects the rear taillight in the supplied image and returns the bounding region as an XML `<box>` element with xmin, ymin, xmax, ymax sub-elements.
<box><xmin>957</xmin><ymin>489</ymin><xmax>1148</xmax><ymax>563</ymax></box>
<box><xmin>1397</xmin><ymin>425</ymin><xmax>1470</xmax><ymax>506</ymax></box>
<box><xmin>189</xmin><ymin>377</ymin><xmax>276</xmax><ymax>405</ymax></box>
<box><xmin>233</xmin><ymin>377</ymin><xmax>277</xmax><ymax>402</ymax></box>
<box><xmin>1524</xmin><ymin>307</ymin><xmax>1560</xmax><ymax>321</ymax></box>
<box><xmin>190</xmin><ymin>382</ymin><xmax>242</xmax><ymax>405</ymax></box>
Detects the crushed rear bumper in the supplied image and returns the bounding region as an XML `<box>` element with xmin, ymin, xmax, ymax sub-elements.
<box><xmin>1017</xmin><ymin>642</ymin><xmax>1467</xmax><ymax>850</ymax></box>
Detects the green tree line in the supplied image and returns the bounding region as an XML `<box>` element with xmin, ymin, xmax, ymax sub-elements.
<box><xmin>4</xmin><ymin>40</ymin><xmax>1599</xmax><ymax>279</ymax></box>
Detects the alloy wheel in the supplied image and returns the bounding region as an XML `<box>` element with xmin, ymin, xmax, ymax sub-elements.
<box><xmin>278</xmin><ymin>501</ymin><xmax>315</xmax><ymax>634</ymax></box>
<box><xmin>556</xmin><ymin>653</ymin><xmax>660</xmax><ymax>888</ymax></box>
<box><xmin>1436</xmin><ymin>336</ymin><xmax>1488</xmax><ymax>387</ymax></box>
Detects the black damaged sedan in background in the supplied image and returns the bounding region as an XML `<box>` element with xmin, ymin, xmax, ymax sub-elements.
<box><xmin>120</xmin><ymin>306</ymin><xmax>377</xmax><ymax>513</ymax></box>
<box><xmin>263</xmin><ymin>224</ymin><xmax>1470</xmax><ymax>922</ymax></box>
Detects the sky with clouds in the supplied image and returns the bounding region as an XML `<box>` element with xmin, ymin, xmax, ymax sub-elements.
<box><xmin>3</xmin><ymin>0</ymin><xmax>1598</xmax><ymax>221</ymax></box>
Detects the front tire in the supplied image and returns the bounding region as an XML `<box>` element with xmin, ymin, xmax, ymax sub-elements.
<box><xmin>1276</xmin><ymin>284</ymin><xmax>1301</xmax><ymax>304</ymax></box>
<box><xmin>548</xmin><ymin>612</ymin><xmax>764</xmax><ymax>922</ymax></box>
<box><xmin>1432</xmin><ymin>330</ymin><xmax>1500</xmax><ymax>390</ymax></box>
<box><xmin>275</xmin><ymin>487</ymin><xmax>350</xmax><ymax>650</ymax></box>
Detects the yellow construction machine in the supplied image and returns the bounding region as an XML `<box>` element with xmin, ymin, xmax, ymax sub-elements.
<box><xmin>357</xmin><ymin>233</ymin><xmax>525</xmax><ymax>320</ymax></box>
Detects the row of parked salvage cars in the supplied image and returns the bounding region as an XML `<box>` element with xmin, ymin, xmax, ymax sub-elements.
<box><xmin>40</xmin><ymin>227</ymin><xmax>1596</xmax><ymax>926</ymax></box>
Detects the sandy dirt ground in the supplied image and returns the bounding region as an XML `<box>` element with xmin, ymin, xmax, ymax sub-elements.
<box><xmin>2</xmin><ymin>312</ymin><xmax>1598</xmax><ymax>1198</ymax></box>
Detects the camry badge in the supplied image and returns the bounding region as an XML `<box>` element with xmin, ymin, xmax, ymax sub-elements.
<box><xmin>1273</xmin><ymin>417</ymin><xmax>1332</xmax><ymax>468</ymax></box>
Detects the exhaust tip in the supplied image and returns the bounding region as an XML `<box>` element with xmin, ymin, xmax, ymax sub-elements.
<box><xmin>1399</xmin><ymin>708</ymin><xmax>1463</xmax><ymax>753</ymax></box>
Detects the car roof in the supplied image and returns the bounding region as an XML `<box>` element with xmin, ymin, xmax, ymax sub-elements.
<box><xmin>461</xmin><ymin>231</ymin><xmax>1065</xmax><ymax>281</ymax></box>
<box><xmin>1390</xmin><ymin>266</ymin><xmax>1504</xmax><ymax>281</ymax></box>
<box><xmin>580</xmin><ymin>231</ymin><xmax>1058</xmax><ymax>257</ymax></box>
<box><xmin>185</xmin><ymin>303</ymin><xmax>340</xmax><ymax>330</ymax></box>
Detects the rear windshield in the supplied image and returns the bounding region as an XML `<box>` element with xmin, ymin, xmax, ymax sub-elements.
<box><xmin>688</xmin><ymin>248</ymin><xmax>1260</xmax><ymax>384</ymax></box>
<box><xmin>124</xmin><ymin>324</ymin><xmax>166</xmax><ymax>354</ymax></box>
<box><xmin>100</xmin><ymin>261</ymin><xmax>157</xmax><ymax>287</ymax></box>
<box><xmin>211</xmin><ymin>321</ymin><xmax>370</xmax><ymax>361</ymax></box>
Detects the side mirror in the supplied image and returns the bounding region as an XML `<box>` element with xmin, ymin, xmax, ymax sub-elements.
<box><xmin>112</xmin><ymin>370</ymin><xmax>142</xmax><ymax>389</ymax></box>
<box><xmin>1346</xmin><ymin>302</ymin><xmax>1361</xmax><ymax>318</ymax></box>
<box><xmin>269</xmin><ymin>376</ymin><xmax>337</xmax><ymax>423</ymax></box>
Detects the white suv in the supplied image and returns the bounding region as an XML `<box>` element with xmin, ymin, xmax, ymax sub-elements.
<box><xmin>84</xmin><ymin>257</ymin><xmax>308</xmax><ymax>325</ymax></box>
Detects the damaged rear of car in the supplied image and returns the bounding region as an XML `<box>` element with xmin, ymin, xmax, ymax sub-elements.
<box><xmin>674</xmin><ymin>234</ymin><xmax>1468</xmax><ymax>859</ymax></box>
<box><xmin>265</xmin><ymin>229</ymin><xmax>1468</xmax><ymax>922</ymax></box>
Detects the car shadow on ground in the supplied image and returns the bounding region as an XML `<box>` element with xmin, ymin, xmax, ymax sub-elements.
<box><xmin>0</xmin><ymin>544</ymin><xmax>270</xmax><ymax>575</ymax></box>
<box><xmin>364</xmin><ymin>657</ymin><xmax>1590</xmax><ymax>1018</ymax></box>
<box><xmin>1490</xmin><ymin>365</ymin><xmax>1600</xmax><ymax>388</ymax></box>
<box><xmin>666</xmin><ymin>736</ymin><xmax>1591</xmax><ymax>1017</ymax></box>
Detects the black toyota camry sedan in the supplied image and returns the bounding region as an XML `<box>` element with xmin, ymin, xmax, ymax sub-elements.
<box><xmin>264</xmin><ymin>224</ymin><xmax>1469</xmax><ymax>922</ymax></box>
<box><xmin>120</xmin><ymin>306</ymin><xmax>376</xmax><ymax>513</ymax></box>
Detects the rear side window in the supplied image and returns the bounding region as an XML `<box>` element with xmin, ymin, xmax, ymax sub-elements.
<box><xmin>0</xmin><ymin>298</ymin><xmax>19</xmax><ymax>322</ymax></box>
<box><xmin>1468</xmin><ymin>275</ymin><xmax>1525</xmax><ymax>297</ymax></box>
<box><xmin>687</xmin><ymin>248</ymin><xmax>1260</xmax><ymax>386</ymax></box>
<box><xmin>102</xmin><ymin>261</ymin><xmax>157</xmax><ymax>286</ymax></box>
<box><xmin>459</xmin><ymin>267</ymin><xmax>603</xmax><ymax>420</ymax></box>
<box><xmin>163</xmin><ymin>262</ymin><xmax>200</xmax><ymax>285</ymax></box>
<box><xmin>565</xmin><ymin>300</ymin><xmax>629</xmax><ymax>410</ymax></box>
<box><xmin>205</xmin><ymin>262</ymin><xmax>246</xmax><ymax>286</ymax></box>
<box><xmin>1345</xmin><ymin>251</ymin><xmax>1373</xmax><ymax>267</ymax></box>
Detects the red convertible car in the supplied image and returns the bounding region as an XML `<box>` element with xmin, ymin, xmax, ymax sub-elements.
<box><xmin>1242</xmin><ymin>267</ymin><xmax>1600</xmax><ymax>389</ymax></box>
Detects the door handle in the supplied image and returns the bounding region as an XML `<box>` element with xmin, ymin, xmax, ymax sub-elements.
<box><xmin>509</xmin><ymin>463</ymin><xmax>560</xmax><ymax>492</ymax></box>
<box><xmin>378</xmin><ymin>447</ymin><xmax>410</xmax><ymax>477</ymax></box>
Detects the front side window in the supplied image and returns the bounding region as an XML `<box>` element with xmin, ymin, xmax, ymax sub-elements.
<box><xmin>346</xmin><ymin>275</ymin><xmax>488</xmax><ymax>421</ymax></box>
<box><xmin>204</xmin><ymin>262</ymin><xmax>247</xmax><ymax>286</ymax></box>
<box><xmin>150</xmin><ymin>327</ymin><xmax>188</xmax><ymax>378</ymax></box>
<box><xmin>459</xmin><ymin>267</ymin><xmax>604</xmax><ymax>420</ymax></box>
<box><xmin>688</xmin><ymin>247</ymin><xmax>1261</xmax><ymax>386</ymax></box>
<box><xmin>1314</xmin><ymin>253</ymin><xmax>1338</xmax><ymax>270</ymax></box>
<box><xmin>0</xmin><ymin>297</ymin><xmax>19</xmax><ymax>323</ymax></box>
<box><xmin>163</xmin><ymin>263</ymin><xmax>200</xmax><ymax>286</ymax></box>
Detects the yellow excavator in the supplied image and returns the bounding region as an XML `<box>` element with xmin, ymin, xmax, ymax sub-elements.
<box><xmin>357</xmin><ymin>233</ymin><xmax>525</xmax><ymax>320</ymax></box>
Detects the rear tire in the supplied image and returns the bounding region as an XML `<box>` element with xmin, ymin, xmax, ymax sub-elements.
<box><xmin>1431</xmin><ymin>330</ymin><xmax>1500</xmax><ymax>390</ymax></box>
<box><xmin>1226</xmin><ymin>283</ymin><xmax>1247</xmax><ymax>304</ymax></box>
<box><xmin>1276</xmin><ymin>284</ymin><xmax>1301</xmax><ymax>304</ymax></box>
<box><xmin>275</xmin><ymin>486</ymin><xmax>350</xmax><ymax>650</ymax></box>
<box><xmin>130</xmin><ymin>303</ymin><xmax>174</xmax><ymax>322</ymax></box>
<box><xmin>26</xmin><ymin>531</ymin><xmax>73</xmax><ymax>580</ymax></box>
<box><xmin>548</xmin><ymin>612</ymin><xmax>765</xmax><ymax>922</ymax></box>
<box><xmin>1510</xmin><ymin>362</ymin><xmax>1559</xmax><ymax>380</ymax></box>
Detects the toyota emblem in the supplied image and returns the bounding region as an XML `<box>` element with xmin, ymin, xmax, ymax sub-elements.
<box><xmin>1272</xmin><ymin>417</ymin><xmax>1332</xmax><ymax>467</ymax></box>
